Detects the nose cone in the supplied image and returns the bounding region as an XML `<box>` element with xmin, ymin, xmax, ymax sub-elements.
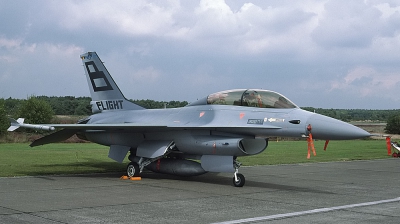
<box><xmin>306</xmin><ymin>114</ymin><xmax>371</xmax><ymax>140</ymax></box>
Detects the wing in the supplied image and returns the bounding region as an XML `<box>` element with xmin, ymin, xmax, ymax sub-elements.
<box><xmin>10</xmin><ymin>118</ymin><xmax>280</xmax><ymax>147</ymax></box>
<box><xmin>10</xmin><ymin>118</ymin><xmax>280</xmax><ymax>132</ymax></box>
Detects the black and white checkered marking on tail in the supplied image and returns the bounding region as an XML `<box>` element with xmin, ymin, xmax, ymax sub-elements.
<box><xmin>85</xmin><ymin>61</ymin><xmax>113</xmax><ymax>92</ymax></box>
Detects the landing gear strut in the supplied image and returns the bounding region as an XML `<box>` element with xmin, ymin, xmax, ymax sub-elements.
<box><xmin>233</xmin><ymin>159</ymin><xmax>245</xmax><ymax>187</ymax></box>
<box><xmin>126</xmin><ymin>141</ymin><xmax>177</xmax><ymax>178</ymax></box>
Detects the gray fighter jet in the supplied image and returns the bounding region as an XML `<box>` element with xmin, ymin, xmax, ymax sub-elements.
<box><xmin>8</xmin><ymin>52</ymin><xmax>371</xmax><ymax>187</ymax></box>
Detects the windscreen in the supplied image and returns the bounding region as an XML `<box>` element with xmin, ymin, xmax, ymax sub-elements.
<box><xmin>206</xmin><ymin>89</ymin><xmax>297</xmax><ymax>108</ymax></box>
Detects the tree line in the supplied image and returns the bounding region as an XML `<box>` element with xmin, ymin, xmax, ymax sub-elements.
<box><xmin>0</xmin><ymin>96</ymin><xmax>189</xmax><ymax>117</ymax></box>
<box><xmin>0</xmin><ymin>96</ymin><xmax>190</xmax><ymax>135</ymax></box>
<box><xmin>301</xmin><ymin>107</ymin><xmax>399</xmax><ymax>122</ymax></box>
<box><xmin>1</xmin><ymin>96</ymin><xmax>400</xmax><ymax>135</ymax></box>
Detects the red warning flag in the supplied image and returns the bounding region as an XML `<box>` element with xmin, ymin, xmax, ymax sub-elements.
<box><xmin>324</xmin><ymin>140</ymin><xmax>329</xmax><ymax>151</ymax></box>
<box><xmin>386</xmin><ymin>136</ymin><xmax>391</xmax><ymax>156</ymax></box>
<box><xmin>307</xmin><ymin>133</ymin><xmax>316</xmax><ymax>159</ymax></box>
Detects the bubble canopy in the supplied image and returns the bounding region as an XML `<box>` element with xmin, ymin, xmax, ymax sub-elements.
<box><xmin>189</xmin><ymin>89</ymin><xmax>298</xmax><ymax>109</ymax></box>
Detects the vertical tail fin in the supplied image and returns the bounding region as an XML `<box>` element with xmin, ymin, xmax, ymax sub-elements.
<box><xmin>80</xmin><ymin>52</ymin><xmax>144</xmax><ymax>113</ymax></box>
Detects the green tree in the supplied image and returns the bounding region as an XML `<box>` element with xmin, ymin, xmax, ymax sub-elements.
<box><xmin>74</xmin><ymin>101</ymin><xmax>92</xmax><ymax>115</ymax></box>
<box><xmin>168</xmin><ymin>100</ymin><xmax>188</xmax><ymax>108</ymax></box>
<box><xmin>385</xmin><ymin>113</ymin><xmax>400</xmax><ymax>134</ymax></box>
<box><xmin>4</xmin><ymin>97</ymin><xmax>23</xmax><ymax>118</ymax></box>
<box><xmin>0</xmin><ymin>100</ymin><xmax>9</xmax><ymax>135</ymax></box>
<box><xmin>131</xmin><ymin>99</ymin><xmax>189</xmax><ymax>109</ymax></box>
<box><xmin>17</xmin><ymin>96</ymin><xmax>54</xmax><ymax>124</ymax></box>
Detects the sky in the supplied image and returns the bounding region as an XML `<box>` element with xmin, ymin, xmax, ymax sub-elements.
<box><xmin>1</xmin><ymin>0</ymin><xmax>400</xmax><ymax>109</ymax></box>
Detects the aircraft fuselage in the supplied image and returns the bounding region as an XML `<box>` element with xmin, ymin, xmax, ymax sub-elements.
<box><xmin>82</xmin><ymin>104</ymin><xmax>369</xmax><ymax>158</ymax></box>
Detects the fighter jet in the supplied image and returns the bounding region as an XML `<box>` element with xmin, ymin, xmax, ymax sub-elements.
<box><xmin>8</xmin><ymin>52</ymin><xmax>371</xmax><ymax>187</ymax></box>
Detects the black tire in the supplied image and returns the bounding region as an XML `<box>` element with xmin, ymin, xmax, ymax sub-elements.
<box><xmin>127</xmin><ymin>162</ymin><xmax>140</xmax><ymax>177</ymax></box>
<box><xmin>233</xmin><ymin>173</ymin><xmax>245</xmax><ymax>187</ymax></box>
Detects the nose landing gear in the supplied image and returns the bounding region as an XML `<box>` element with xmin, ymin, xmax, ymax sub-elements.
<box><xmin>233</xmin><ymin>159</ymin><xmax>245</xmax><ymax>187</ymax></box>
<box><xmin>233</xmin><ymin>172</ymin><xmax>245</xmax><ymax>187</ymax></box>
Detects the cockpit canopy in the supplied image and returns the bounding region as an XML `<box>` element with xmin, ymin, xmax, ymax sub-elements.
<box><xmin>189</xmin><ymin>89</ymin><xmax>298</xmax><ymax>109</ymax></box>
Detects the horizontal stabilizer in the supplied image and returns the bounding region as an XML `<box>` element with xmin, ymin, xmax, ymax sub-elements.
<box><xmin>30</xmin><ymin>129</ymin><xmax>78</xmax><ymax>147</ymax></box>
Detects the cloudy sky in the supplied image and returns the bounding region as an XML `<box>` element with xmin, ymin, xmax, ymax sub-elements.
<box><xmin>1</xmin><ymin>0</ymin><xmax>399</xmax><ymax>109</ymax></box>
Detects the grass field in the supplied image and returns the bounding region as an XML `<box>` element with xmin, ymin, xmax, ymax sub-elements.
<box><xmin>0</xmin><ymin>140</ymin><xmax>395</xmax><ymax>177</ymax></box>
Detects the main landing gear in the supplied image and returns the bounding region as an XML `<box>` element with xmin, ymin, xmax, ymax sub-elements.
<box><xmin>233</xmin><ymin>159</ymin><xmax>245</xmax><ymax>187</ymax></box>
<box><xmin>127</xmin><ymin>154</ymin><xmax>247</xmax><ymax>187</ymax></box>
<box><xmin>126</xmin><ymin>157</ymin><xmax>153</xmax><ymax>177</ymax></box>
<box><xmin>126</xmin><ymin>162</ymin><xmax>140</xmax><ymax>177</ymax></box>
<box><xmin>126</xmin><ymin>142</ymin><xmax>176</xmax><ymax>178</ymax></box>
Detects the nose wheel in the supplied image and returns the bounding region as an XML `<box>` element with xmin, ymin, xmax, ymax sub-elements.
<box><xmin>232</xmin><ymin>159</ymin><xmax>245</xmax><ymax>187</ymax></box>
<box><xmin>233</xmin><ymin>172</ymin><xmax>245</xmax><ymax>187</ymax></box>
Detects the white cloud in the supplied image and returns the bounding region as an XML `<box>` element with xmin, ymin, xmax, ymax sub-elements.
<box><xmin>330</xmin><ymin>66</ymin><xmax>400</xmax><ymax>97</ymax></box>
<box><xmin>177</xmin><ymin>0</ymin><xmax>319</xmax><ymax>56</ymax></box>
<box><xmin>42</xmin><ymin>0</ymin><xmax>321</xmax><ymax>57</ymax></box>
<box><xmin>0</xmin><ymin>37</ymin><xmax>36</xmax><ymax>55</ymax></box>
<box><xmin>0</xmin><ymin>37</ymin><xmax>23</xmax><ymax>50</ymax></box>
<box><xmin>374</xmin><ymin>2</ymin><xmax>400</xmax><ymax>19</ymax></box>
<box><xmin>0</xmin><ymin>36</ymin><xmax>85</xmax><ymax>98</ymax></box>
<box><xmin>1</xmin><ymin>0</ymin><xmax>400</xmax><ymax>108</ymax></box>
<box><xmin>312</xmin><ymin>0</ymin><xmax>383</xmax><ymax>48</ymax></box>
<box><xmin>132</xmin><ymin>67</ymin><xmax>161</xmax><ymax>82</ymax></box>
<box><xmin>312</xmin><ymin>0</ymin><xmax>400</xmax><ymax>50</ymax></box>
<box><xmin>0</xmin><ymin>36</ymin><xmax>82</xmax><ymax>63</ymax></box>
<box><xmin>52</xmin><ymin>0</ymin><xmax>181</xmax><ymax>37</ymax></box>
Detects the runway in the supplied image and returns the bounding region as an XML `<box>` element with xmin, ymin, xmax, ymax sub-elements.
<box><xmin>1</xmin><ymin>159</ymin><xmax>400</xmax><ymax>223</ymax></box>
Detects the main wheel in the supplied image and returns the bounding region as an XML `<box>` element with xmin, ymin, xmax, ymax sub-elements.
<box><xmin>127</xmin><ymin>162</ymin><xmax>140</xmax><ymax>177</ymax></box>
<box><xmin>233</xmin><ymin>173</ymin><xmax>245</xmax><ymax>187</ymax></box>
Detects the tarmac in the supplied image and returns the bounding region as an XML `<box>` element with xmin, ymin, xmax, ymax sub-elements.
<box><xmin>1</xmin><ymin>159</ymin><xmax>400</xmax><ymax>223</ymax></box>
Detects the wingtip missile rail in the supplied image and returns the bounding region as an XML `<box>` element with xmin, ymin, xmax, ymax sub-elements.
<box><xmin>8</xmin><ymin>118</ymin><xmax>55</xmax><ymax>132</ymax></box>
